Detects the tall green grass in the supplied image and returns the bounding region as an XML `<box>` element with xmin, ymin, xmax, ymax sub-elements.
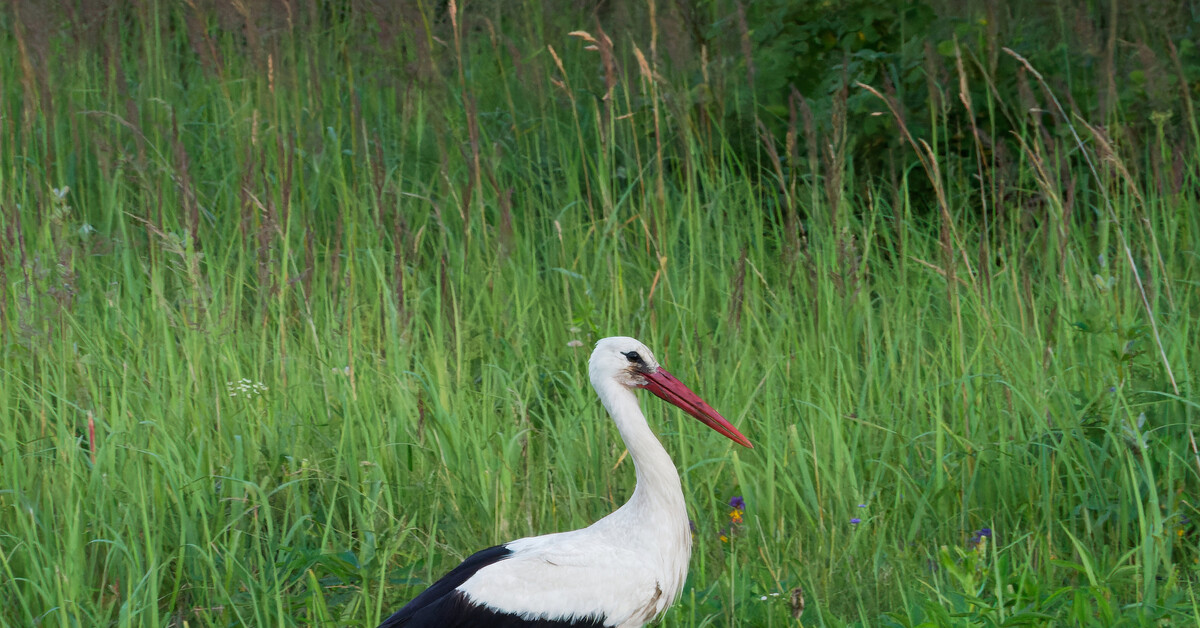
<box><xmin>2</xmin><ymin>2</ymin><xmax>1197</xmax><ymax>626</ymax></box>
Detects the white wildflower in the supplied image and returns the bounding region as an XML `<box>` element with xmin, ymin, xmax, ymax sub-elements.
<box><xmin>226</xmin><ymin>379</ymin><xmax>268</xmax><ymax>398</ymax></box>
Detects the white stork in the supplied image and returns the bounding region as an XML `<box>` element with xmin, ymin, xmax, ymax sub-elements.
<box><xmin>379</xmin><ymin>336</ymin><xmax>752</xmax><ymax>627</ymax></box>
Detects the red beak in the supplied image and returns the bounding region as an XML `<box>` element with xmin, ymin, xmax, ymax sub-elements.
<box><xmin>640</xmin><ymin>367</ymin><xmax>753</xmax><ymax>448</ymax></box>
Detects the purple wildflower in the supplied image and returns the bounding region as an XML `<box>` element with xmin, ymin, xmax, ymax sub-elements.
<box><xmin>969</xmin><ymin>528</ymin><xmax>993</xmax><ymax>546</ymax></box>
<box><xmin>729</xmin><ymin>496</ymin><xmax>745</xmax><ymax>511</ymax></box>
<box><xmin>850</xmin><ymin>518</ymin><xmax>861</xmax><ymax>525</ymax></box>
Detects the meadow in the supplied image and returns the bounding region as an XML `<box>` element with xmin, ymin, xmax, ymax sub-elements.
<box><xmin>1</xmin><ymin>1</ymin><xmax>1198</xmax><ymax>626</ymax></box>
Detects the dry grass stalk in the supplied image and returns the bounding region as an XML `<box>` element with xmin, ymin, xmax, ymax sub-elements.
<box><xmin>825</xmin><ymin>70</ymin><xmax>849</xmax><ymax>231</ymax></box>
<box><xmin>568</xmin><ymin>28</ymin><xmax>618</xmax><ymax>103</ymax></box>
<box><xmin>633</xmin><ymin>43</ymin><xmax>666</xmax><ymax>209</ymax></box>
<box><xmin>1080</xmin><ymin>117</ymin><xmax>1175</xmax><ymax>310</ymax></box>
<box><xmin>789</xmin><ymin>87</ymin><xmax>811</xmax><ymax>258</ymax></box>
<box><xmin>857</xmin><ymin>81</ymin><xmax>977</xmax><ymax>287</ymax></box>
<box><xmin>1004</xmin><ymin>47</ymin><xmax>1179</xmax><ymax>396</ymax></box>
<box><xmin>1012</xmin><ymin>131</ymin><xmax>1069</xmax><ymax>288</ymax></box>
<box><xmin>727</xmin><ymin>246</ymin><xmax>748</xmax><ymax>332</ymax></box>
<box><xmin>954</xmin><ymin>38</ymin><xmax>994</xmax><ymax>298</ymax></box>
<box><xmin>547</xmin><ymin>45</ymin><xmax>570</xmax><ymax>99</ymax></box>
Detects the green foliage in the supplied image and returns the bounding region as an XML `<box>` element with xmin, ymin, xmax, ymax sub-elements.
<box><xmin>734</xmin><ymin>0</ymin><xmax>1200</xmax><ymax>218</ymax></box>
<box><xmin>1</xmin><ymin>1</ymin><xmax>1198</xmax><ymax>627</ymax></box>
<box><xmin>746</xmin><ymin>0</ymin><xmax>935</xmax><ymax>135</ymax></box>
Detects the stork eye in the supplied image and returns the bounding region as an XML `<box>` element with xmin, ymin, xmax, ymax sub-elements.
<box><xmin>623</xmin><ymin>351</ymin><xmax>643</xmax><ymax>364</ymax></box>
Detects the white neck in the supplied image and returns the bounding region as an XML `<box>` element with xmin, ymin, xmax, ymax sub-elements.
<box><xmin>595</xmin><ymin>380</ymin><xmax>684</xmax><ymax>503</ymax></box>
<box><xmin>589</xmin><ymin>378</ymin><xmax>691</xmax><ymax>602</ymax></box>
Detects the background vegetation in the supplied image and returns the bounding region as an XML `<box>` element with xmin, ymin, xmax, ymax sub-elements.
<box><xmin>2</xmin><ymin>0</ymin><xmax>1197</xmax><ymax>625</ymax></box>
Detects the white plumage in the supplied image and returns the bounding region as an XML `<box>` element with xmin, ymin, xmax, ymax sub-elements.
<box><xmin>379</xmin><ymin>336</ymin><xmax>752</xmax><ymax>628</ymax></box>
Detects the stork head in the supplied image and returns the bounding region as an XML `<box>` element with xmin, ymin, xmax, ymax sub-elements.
<box><xmin>589</xmin><ymin>336</ymin><xmax>662</xmax><ymax>389</ymax></box>
<box><xmin>589</xmin><ymin>336</ymin><xmax>752</xmax><ymax>448</ymax></box>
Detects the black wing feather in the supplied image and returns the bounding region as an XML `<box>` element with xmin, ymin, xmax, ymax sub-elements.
<box><xmin>378</xmin><ymin>545</ymin><xmax>511</xmax><ymax>627</ymax></box>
